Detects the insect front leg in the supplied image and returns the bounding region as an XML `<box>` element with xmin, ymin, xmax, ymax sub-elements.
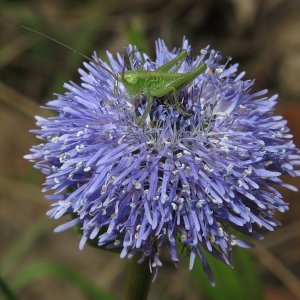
<box><xmin>150</xmin><ymin>83</ymin><xmax>188</xmax><ymax>116</ymax></box>
<box><xmin>113</xmin><ymin>79</ymin><xmax>118</xmax><ymax>95</ymax></box>
<box><xmin>138</xmin><ymin>96</ymin><xmax>154</xmax><ymax>126</ymax></box>
<box><xmin>114</xmin><ymin>73</ymin><xmax>122</xmax><ymax>95</ymax></box>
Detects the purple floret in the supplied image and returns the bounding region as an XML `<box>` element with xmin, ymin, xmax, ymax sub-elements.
<box><xmin>25</xmin><ymin>38</ymin><xmax>300</xmax><ymax>284</ymax></box>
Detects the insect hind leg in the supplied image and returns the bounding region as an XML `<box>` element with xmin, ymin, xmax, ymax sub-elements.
<box><xmin>170</xmin><ymin>87</ymin><xmax>189</xmax><ymax>116</ymax></box>
<box><xmin>156</xmin><ymin>50</ymin><xmax>188</xmax><ymax>72</ymax></box>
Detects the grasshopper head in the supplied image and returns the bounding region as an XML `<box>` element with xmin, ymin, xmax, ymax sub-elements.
<box><xmin>123</xmin><ymin>71</ymin><xmax>138</xmax><ymax>84</ymax></box>
<box><xmin>117</xmin><ymin>70</ymin><xmax>141</xmax><ymax>96</ymax></box>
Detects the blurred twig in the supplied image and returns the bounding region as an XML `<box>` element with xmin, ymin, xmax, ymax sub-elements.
<box><xmin>263</xmin><ymin>220</ymin><xmax>300</xmax><ymax>248</ymax></box>
<box><xmin>0</xmin><ymin>82</ymin><xmax>41</xmax><ymax>117</ymax></box>
<box><xmin>285</xmin><ymin>245</ymin><xmax>300</xmax><ymax>264</ymax></box>
<box><xmin>0</xmin><ymin>35</ymin><xmax>42</xmax><ymax>69</ymax></box>
<box><xmin>253</xmin><ymin>242</ymin><xmax>300</xmax><ymax>299</ymax></box>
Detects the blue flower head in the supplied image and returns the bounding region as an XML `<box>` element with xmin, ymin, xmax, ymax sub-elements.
<box><xmin>25</xmin><ymin>38</ymin><xmax>300</xmax><ymax>284</ymax></box>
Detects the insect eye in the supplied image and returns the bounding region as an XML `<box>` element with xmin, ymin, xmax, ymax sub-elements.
<box><xmin>124</xmin><ymin>73</ymin><xmax>138</xmax><ymax>84</ymax></box>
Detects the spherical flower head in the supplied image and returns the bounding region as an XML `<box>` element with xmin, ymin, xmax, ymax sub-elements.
<box><xmin>25</xmin><ymin>38</ymin><xmax>300</xmax><ymax>284</ymax></box>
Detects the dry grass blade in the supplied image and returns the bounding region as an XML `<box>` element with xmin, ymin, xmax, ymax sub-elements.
<box><xmin>263</xmin><ymin>220</ymin><xmax>300</xmax><ymax>248</ymax></box>
<box><xmin>0</xmin><ymin>82</ymin><xmax>41</xmax><ymax>118</ymax></box>
<box><xmin>0</xmin><ymin>34</ymin><xmax>42</xmax><ymax>69</ymax></box>
<box><xmin>253</xmin><ymin>242</ymin><xmax>300</xmax><ymax>299</ymax></box>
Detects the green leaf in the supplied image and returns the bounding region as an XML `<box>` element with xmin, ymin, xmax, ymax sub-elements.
<box><xmin>190</xmin><ymin>248</ymin><xmax>263</xmax><ymax>300</ymax></box>
<box><xmin>0</xmin><ymin>218</ymin><xmax>49</xmax><ymax>277</ymax></box>
<box><xmin>234</xmin><ymin>248</ymin><xmax>263</xmax><ymax>300</ymax></box>
<box><xmin>0</xmin><ymin>275</ymin><xmax>19</xmax><ymax>300</ymax></box>
<box><xmin>192</xmin><ymin>253</ymin><xmax>243</xmax><ymax>300</ymax></box>
<box><xmin>12</xmin><ymin>260</ymin><xmax>115</xmax><ymax>300</ymax></box>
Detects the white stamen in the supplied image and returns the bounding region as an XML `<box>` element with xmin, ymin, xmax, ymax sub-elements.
<box><xmin>176</xmin><ymin>152</ymin><xmax>183</xmax><ymax>158</ymax></box>
<box><xmin>76</xmin><ymin>131</ymin><xmax>84</xmax><ymax>137</ymax></box>
<box><xmin>76</xmin><ymin>144</ymin><xmax>85</xmax><ymax>152</ymax></box>
<box><xmin>231</xmin><ymin>239</ymin><xmax>237</xmax><ymax>246</ymax></box>
<box><xmin>59</xmin><ymin>153</ymin><xmax>68</xmax><ymax>163</ymax></box>
<box><xmin>162</xmin><ymin>194</ymin><xmax>169</xmax><ymax>202</ymax></box>
<box><xmin>218</xmin><ymin>227</ymin><xmax>224</xmax><ymax>236</ymax></box>
<box><xmin>226</xmin><ymin>164</ymin><xmax>233</xmax><ymax>175</ymax></box>
<box><xmin>51</xmin><ymin>136</ymin><xmax>59</xmax><ymax>143</ymax></box>
<box><xmin>100</xmin><ymin>186</ymin><xmax>107</xmax><ymax>194</ymax></box>
<box><xmin>221</xmin><ymin>136</ymin><xmax>228</xmax><ymax>142</ymax></box>
<box><xmin>117</xmin><ymin>135</ymin><xmax>126</xmax><ymax>145</ymax></box>
<box><xmin>220</xmin><ymin>146</ymin><xmax>230</xmax><ymax>153</ymax></box>
<box><xmin>210</xmin><ymin>234</ymin><xmax>216</xmax><ymax>243</ymax></box>
<box><xmin>204</xmin><ymin>164</ymin><xmax>214</xmax><ymax>173</ymax></box>
<box><xmin>242</xmin><ymin>166</ymin><xmax>253</xmax><ymax>177</ymax></box>
<box><xmin>132</xmin><ymin>180</ymin><xmax>142</xmax><ymax>190</ymax></box>
<box><xmin>171</xmin><ymin>203</ymin><xmax>177</xmax><ymax>210</ymax></box>
<box><xmin>196</xmin><ymin>200</ymin><xmax>205</xmax><ymax>208</ymax></box>
<box><xmin>76</xmin><ymin>161</ymin><xmax>83</xmax><ymax>168</ymax></box>
<box><xmin>84</xmin><ymin>166</ymin><xmax>91</xmax><ymax>172</ymax></box>
<box><xmin>178</xmin><ymin>198</ymin><xmax>185</xmax><ymax>204</ymax></box>
<box><xmin>181</xmin><ymin>234</ymin><xmax>187</xmax><ymax>241</ymax></box>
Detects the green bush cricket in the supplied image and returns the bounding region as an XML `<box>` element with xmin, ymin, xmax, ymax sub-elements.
<box><xmin>116</xmin><ymin>50</ymin><xmax>207</xmax><ymax>125</ymax></box>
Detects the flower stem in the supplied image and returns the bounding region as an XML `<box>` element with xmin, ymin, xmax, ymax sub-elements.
<box><xmin>124</xmin><ymin>257</ymin><xmax>152</xmax><ymax>300</ymax></box>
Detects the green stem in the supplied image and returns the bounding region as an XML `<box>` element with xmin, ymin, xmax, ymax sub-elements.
<box><xmin>0</xmin><ymin>276</ymin><xmax>18</xmax><ymax>300</ymax></box>
<box><xmin>124</xmin><ymin>257</ymin><xmax>152</xmax><ymax>300</ymax></box>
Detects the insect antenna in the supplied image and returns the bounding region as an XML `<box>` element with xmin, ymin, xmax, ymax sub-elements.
<box><xmin>121</xmin><ymin>53</ymin><xmax>126</xmax><ymax>81</ymax></box>
<box><xmin>0</xmin><ymin>15</ymin><xmax>117</xmax><ymax>80</ymax></box>
<box><xmin>120</xmin><ymin>47</ymin><xmax>139</xmax><ymax>81</ymax></box>
<box><xmin>224</xmin><ymin>56</ymin><xmax>232</xmax><ymax>68</ymax></box>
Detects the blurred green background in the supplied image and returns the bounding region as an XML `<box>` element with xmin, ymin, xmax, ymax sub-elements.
<box><xmin>1</xmin><ymin>0</ymin><xmax>300</xmax><ymax>299</ymax></box>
